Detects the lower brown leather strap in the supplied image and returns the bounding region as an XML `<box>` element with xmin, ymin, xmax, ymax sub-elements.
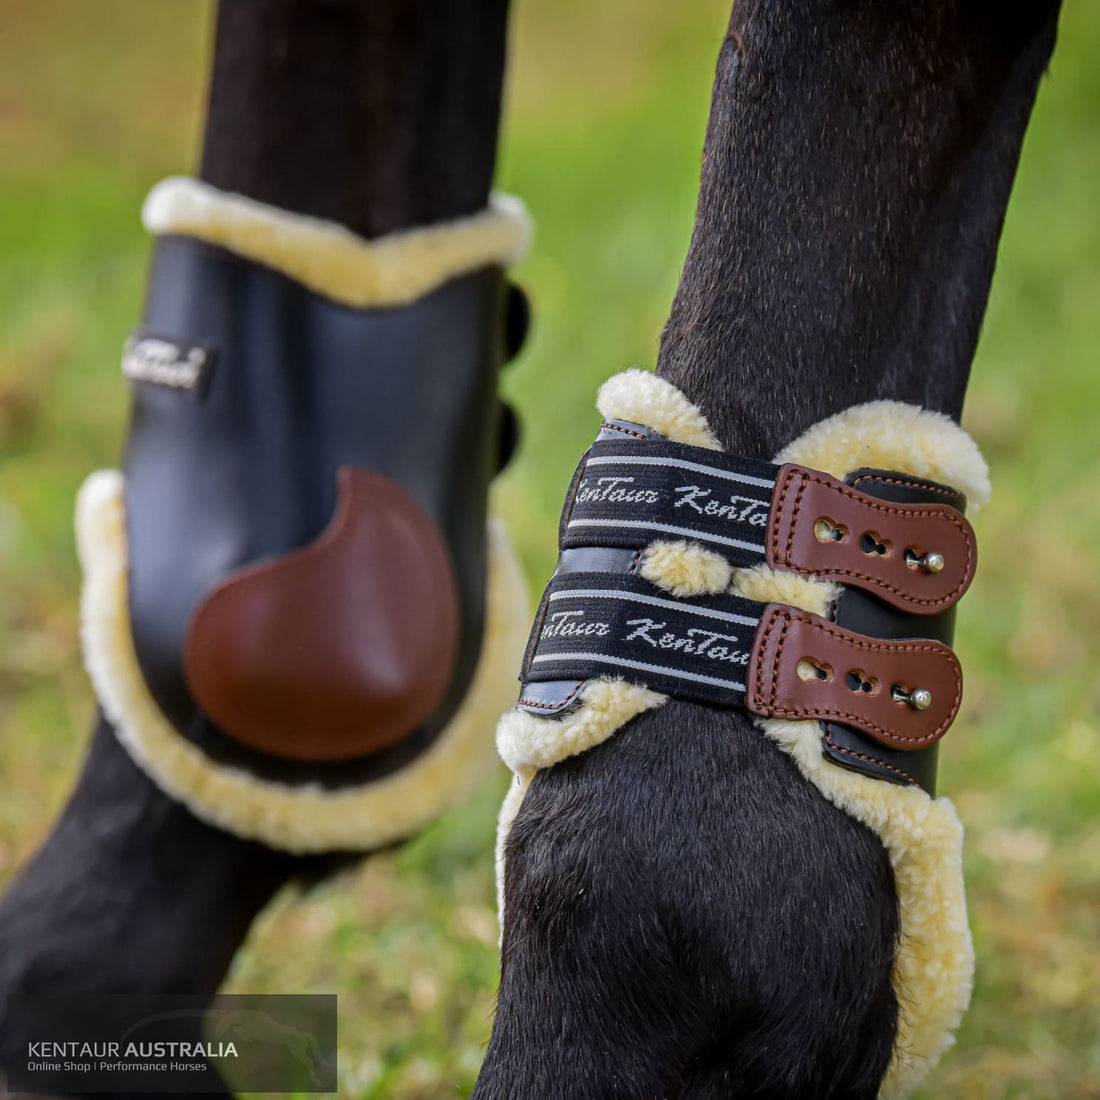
<box><xmin>746</xmin><ymin>604</ymin><xmax>962</xmax><ymax>752</ymax></box>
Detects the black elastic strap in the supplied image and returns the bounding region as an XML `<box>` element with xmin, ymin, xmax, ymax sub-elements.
<box><xmin>524</xmin><ymin>572</ymin><xmax>763</xmax><ymax>709</ymax></box>
<box><xmin>561</xmin><ymin>438</ymin><xmax>778</xmax><ymax>564</ymax></box>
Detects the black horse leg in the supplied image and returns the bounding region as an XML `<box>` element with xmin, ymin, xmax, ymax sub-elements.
<box><xmin>0</xmin><ymin>0</ymin><xmax>510</xmax><ymax>1072</ymax></box>
<box><xmin>200</xmin><ymin>0</ymin><xmax>509</xmax><ymax>236</ymax></box>
<box><xmin>657</xmin><ymin>0</ymin><xmax>1063</xmax><ymax>441</ymax></box>
<box><xmin>478</xmin><ymin>3</ymin><xmax>1061</xmax><ymax>1098</ymax></box>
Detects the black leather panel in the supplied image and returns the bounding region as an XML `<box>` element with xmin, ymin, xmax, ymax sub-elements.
<box><xmin>824</xmin><ymin>468</ymin><xmax>967</xmax><ymax>794</ymax></box>
<box><xmin>124</xmin><ymin>235</ymin><xmax>511</xmax><ymax>789</ymax></box>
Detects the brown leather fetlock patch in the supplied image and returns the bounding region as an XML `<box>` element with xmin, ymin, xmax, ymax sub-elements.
<box><xmin>183</xmin><ymin>467</ymin><xmax>459</xmax><ymax>762</ymax></box>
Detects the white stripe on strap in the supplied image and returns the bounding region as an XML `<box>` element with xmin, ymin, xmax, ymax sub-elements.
<box><xmin>565</xmin><ymin>517</ymin><xmax>767</xmax><ymax>554</ymax></box>
<box><xmin>584</xmin><ymin>453</ymin><xmax>776</xmax><ymax>489</ymax></box>
<box><xmin>547</xmin><ymin>586</ymin><xmax>759</xmax><ymax>626</ymax></box>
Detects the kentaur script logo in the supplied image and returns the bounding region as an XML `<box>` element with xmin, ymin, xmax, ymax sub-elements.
<box><xmin>122</xmin><ymin>334</ymin><xmax>213</xmax><ymax>393</ymax></box>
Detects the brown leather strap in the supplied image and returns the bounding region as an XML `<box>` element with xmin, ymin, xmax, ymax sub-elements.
<box><xmin>747</xmin><ymin>604</ymin><xmax>962</xmax><ymax>752</ymax></box>
<box><xmin>767</xmin><ymin>463</ymin><xmax>976</xmax><ymax>615</ymax></box>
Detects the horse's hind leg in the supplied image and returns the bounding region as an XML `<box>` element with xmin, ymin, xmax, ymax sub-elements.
<box><xmin>0</xmin><ymin>0</ymin><xmax>512</xmax><ymax>1084</ymax></box>
<box><xmin>479</xmin><ymin>2</ymin><xmax>1062</xmax><ymax>1098</ymax></box>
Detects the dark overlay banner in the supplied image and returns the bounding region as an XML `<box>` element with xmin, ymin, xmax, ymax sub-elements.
<box><xmin>4</xmin><ymin>993</ymin><xmax>337</xmax><ymax>1094</ymax></box>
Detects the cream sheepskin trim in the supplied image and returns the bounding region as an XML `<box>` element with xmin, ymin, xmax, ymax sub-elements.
<box><xmin>495</xmin><ymin>774</ymin><xmax>531</xmax><ymax>924</ymax></box>
<box><xmin>142</xmin><ymin>177</ymin><xmax>533</xmax><ymax>310</ymax></box>
<box><xmin>774</xmin><ymin>400</ymin><xmax>990</xmax><ymax>510</ymax></box>
<box><xmin>639</xmin><ymin>540</ymin><xmax>732</xmax><ymax>597</ymax></box>
<box><xmin>497</xmin><ymin>372</ymin><xmax>983</xmax><ymax>1098</ymax></box>
<box><xmin>762</xmin><ymin>718</ymin><xmax>971</xmax><ymax>1099</ymax></box>
<box><xmin>741</xmin><ymin>401</ymin><xmax>980</xmax><ymax>1099</ymax></box>
<box><xmin>730</xmin><ymin>563</ymin><xmax>840</xmax><ymax>617</ymax></box>
<box><xmin>596</xmin><ymin>370</ymin><xmax>721</xmax><ymax>451</ymax></box>
<box><xmin>496</xmin><ymin>678</ymin><xmax>666</xmax><ymax>781</ymax></box>
<box><xmin>77</xmin><ymin>470</ymin><xmax>530</xmax><ymax>855</ymax></box>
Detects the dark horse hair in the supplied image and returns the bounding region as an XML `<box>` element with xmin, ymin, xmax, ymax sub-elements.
<box><xmin>0</xmin><ymin>1</ymin><xmax>1062</xmax><ymax>1097</ymax></box>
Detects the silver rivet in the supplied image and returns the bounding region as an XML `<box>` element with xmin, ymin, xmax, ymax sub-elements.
<box><xmin>908</xmin><ymin>549</ymin><xmax>945</xmax><ymax>573</ymax></box>
<box><xmin>920</xmin><ymin>551</ymin><xmax>945</xmax><ymax>574</ymax></box>
<box><xmin>893</xmin><ymin>686</ymin><xmax>933</xmax><ymax>710</ymax></box>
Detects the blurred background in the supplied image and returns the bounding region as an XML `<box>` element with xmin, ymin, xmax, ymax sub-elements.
<box><xmin>0</xmin><ymin>1</ymin><xmax>1097</xmax><ymax>1096</ymax></box>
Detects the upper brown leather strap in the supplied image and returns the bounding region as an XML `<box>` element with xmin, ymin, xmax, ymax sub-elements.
<box><xmin>747</xmin><ymin>604</ymin><xmax>962</xmax><ymax>752</ymax></box>
<box><xmin>766</xmin><ymin>463</ymin><xmax>976</xmax><ymax>615</ymax></box>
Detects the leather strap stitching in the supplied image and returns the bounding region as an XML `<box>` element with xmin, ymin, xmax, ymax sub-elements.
<box><xmin>820</xmin><ymin>553</ymin><xmax>921</xmax><ymax>785</ymax></box>
<box><xmin>770</xmin><ymin>466</ymin><xmax>974</xmax><ymax>609</ymax></box>
<box><xmin>519</xmin><ymin>681</ymin><xmax>585</xmax><ymax>709</ymax></box>
<box><xmin>599</xmin><ymin>421</ymin><xmax>648</xmax><ymax>440</ymax></box>
<box><xmin>849</xmin><ymin>472</ymin><xmax>961</xmax><ymax>504</ymax></box>
<box><xmin>821</xmin><ymin>724</ymin><xmax>920</xmax><ymax>785</ymax></box>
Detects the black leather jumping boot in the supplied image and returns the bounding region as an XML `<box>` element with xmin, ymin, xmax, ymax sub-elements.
<box><xmin>78</xmin><ymin>177</ymin><xmax>533</xmax><ymax>852</ymax></box>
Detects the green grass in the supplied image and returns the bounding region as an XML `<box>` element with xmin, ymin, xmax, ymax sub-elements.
<box><xmin>1</xmin><ymin>1</ymin><xmax>1098</xmax><ymax>1096</ymax></box>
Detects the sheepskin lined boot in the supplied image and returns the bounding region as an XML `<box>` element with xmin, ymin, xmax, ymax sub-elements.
<box><xmin>495</xmin><ymin>370</ymin><xmax>989</xmax><ymax>1098</ymax></box>
<box><xmin>77</xmin><ymin>178</ymin><xmax>533</xmax><ymax>852</ymax></box>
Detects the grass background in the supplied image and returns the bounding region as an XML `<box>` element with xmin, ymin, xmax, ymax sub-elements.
<box><xmin>0</xmin><ymin>1</ymin><xmax>1097</xmax><ymax>1096</ymax></box>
